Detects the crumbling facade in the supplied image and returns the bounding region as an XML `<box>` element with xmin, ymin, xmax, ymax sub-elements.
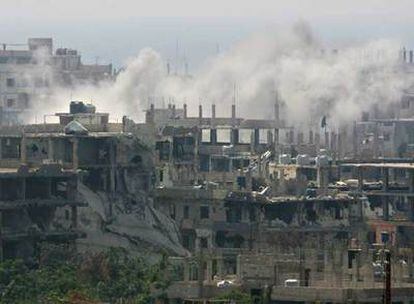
<box><xmin>145</xmin><ymin>103</ymin><xmax>414</xmax><ymax>303</ymax></box>
<box><xmin>0</xmin><ymin>164</ymin><xmax>84</xmax><ymax>261</ymax></box>
<box><xmin>2</xmin><ymin>97</ymin><xmax>414</xmax><ymax>302</ymax></box>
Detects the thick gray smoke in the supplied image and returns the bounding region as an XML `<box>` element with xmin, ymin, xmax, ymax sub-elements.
<box><xmin>35</xmin><ymin>22</ymin><xmax>411</xmax><ymax>127</ymax></box>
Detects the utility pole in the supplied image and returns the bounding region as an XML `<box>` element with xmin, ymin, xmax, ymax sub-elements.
<box><xmin>384</xmin><ymin>250</ymin><xmax>391</xmax><ymax>304</ymax></box>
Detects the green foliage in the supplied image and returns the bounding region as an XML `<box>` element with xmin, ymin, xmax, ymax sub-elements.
<box><xmin>0</xmin><ymin>246</ymin><xmax>169</xmax><ymax>304</ymax></box>
<box><xmin>213</xmin><ymin>289</ymin><xmax>253</xmax><ymax>304</ymax></box>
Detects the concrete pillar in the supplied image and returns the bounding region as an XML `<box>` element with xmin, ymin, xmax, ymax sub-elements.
<box><xmin>217</xmin><ymin>257</ymin><xmax>224</xmax><ymax>278</ymax></box>
<box><xmin>289</xmin><ymin>129</ymin><xmax>294</xmax><ymax>144</ymax></box>
<box><xmin>377</xmin><ymin>168</ymin><xmax>390</xmax><ymax>221</ymax></box>
<box><xmin>274</xmin><ymin>100</ymin><xmax>280</xmax><ymax>122</ymax></box>
<box><xmin>210</xmin><ymin>129</ymin><xmax>217</xmax><ymax>144</ymax></box>
<box><xmin>48</xmin><ymin>138</ymin><xmax>54</xmax><ymax>160</ymax></box>
<box><xmin>0</xmin><ymin>138</ymin><xmax>2</xmax><ymax>160</ymax></box>
<box><xmin>231</xmin><ymin>129</ymin><xmax>239</xmax><ymax>145</ymax></box>
<box><xmin>373</xmin><ymin>123</ymin><xmax>379</xmax><ymax>158</ymax></box>
<box><xmin>315</xmin><ymin>132</ymin><xmax>321</xmax><ymax>152</ymax></box>
<box><xmin>246</xmin><ymin>170</ymin><xmax>252</xmax><ymax>191</ymax></box>
<box><xmin>383</xmin><ymin>167</ymin><xmax>389</xmax><ymax>191</ymax></box>
<box><xmin>353</xmin><ymin>121</ymin><xmax>358</xmax><ymax>158</ymax></box>
<box><xmin>194</xmin><ymin>130</ymin><xmax>200</xmax><ymax>179</ymax></box>
<box><xmin>324</xmin><ymin>131</ymin><xmax>329</xmax><ymax>149</ymax></box>
<box><xmin>0</xmin><ymin>211</ymin><xmax>2</xmax><ymax>261</ymax></box>
<box><xmin>409</xmin><ymin>170</ymin><xmax>414</xmax><ymax>221</ymax></box>
<box><xmin>309</xmin><ymin>130</ymin><xmax>314</xmax><ymax>144</ymax></box>
<box><xmin>72</xmin><ymin>138</ymin><xmax>79</xmax><ymax>169</ymax></box>
<box><xmin>67</xmin><ymin>176</ymin><xmax>77</xmax><ymax>201</ymax></box>
<box><xmin>337</xmin><ymin>130</ymin><xmax>342</xmax><ymax>160</ymax></box>
<box><xmin>254</xmin><ymin>128</ymin><xmax>260</xmax><ymax>147</ymax></box>
<box><xmin>231</xmin><ymin>104</ymin><xmax>236</xmax><ymax>120</ymax></box>
<box><xmin>20</xmin><ymin>177</ymin><xmax>26</xmax><ymax>200</ymax></box>
<box><xmin>274</xmin><ymin>128</ymin><xmax>280</xmax><ymax>158</ymax></box>
<box><xmin>46</xmin><ymin>178</ymin><xmax>52</xmax><ymax>199</ymax></box>
<box><xmin>274</xmin><ymin>263</ymin><xmax>280</xmax><ymax>286</ymax></box>
<box><xmin>297</xmin><ymin>132</ymin><xmax>304</xmax><ymax>145</ymax></box>
<box><xmin>183</xmin><ymin>103</ymin><xmax>187</xmax><ymax>118</ymax></box>
<box><xmin>109</xmin><ymin>140</ymin><xmax>116</xmax><ymax>193</ymax></box>
<box><xmin>206</xmin><ymin>259</ymin><xmax>213</xmax><ymax>282</ymax></box>
<box><xmin>172</xmin><ymin>104</ymin><xmax>176</xmax><ymax>118</ymax></box>
<box><xmin>267</xmin><ymin>130</ymin><xmax>273</xmax><ymax>145</ymax></box>
<box><xmin>197</xmin><ymin>255</ymin><xmax>205</xmax><ymax>298</ymax></box>
<box><xmin>145</xmin><ymin>104</ymin><xmax>155</xmax><ymax>123</ymax></box>
<box><xmin>21</xmin><ymin>133</ymin><xmax>27</xmax><ymax>164</ymax></box>
<box><xmin>195</xmin><ymin>237</ymin><xmax>200</xmax><ymax>252</ymax></box>
<box><xmin>274</xmin><ymin>128</ymin><xmax>279</xmax><ymax>145</ymax></box>
<box><xmin>383</xmin><ymin>197</ymin><xmax>390</xmax><ymax>221</ymax></box>
<box><xmin>211</xmin><ymin>104</ymin><xmax>216</xmax><ymax>119</ymax></box>
<box><xmin>356</xmin><ymin>251</ymin><xmax>361</xmax><ymax>282</ymax></box>
<box><xmin>71</xmin><ymin>206</ymin><xmax>78</xmax><ymax>228</ymax></box>
<box><xmin>199</xmin><ymin>105</ymin><xmax>203</xmax><ymax>119</ymax></box>
<box><xmin>330</xmin><ymin>131</ymin><xmax>336</xmax><ymax>156</ymax></box>
<box><xmin>184</xmin><ymin>259</ymin><xmax>190</xmax><ymax>282</ymax></box>
<box><xmin>250</xmin><ymin>132</ymin><xmax>255</xmax><ymax>153</ymax></box>
<box><xmin>357</xmin><ymin>167</ymin><xmax>364</xmax><ymax>193</ymax></box>
<box><xmin>408</xmin><ymin>251</ymin><xmax>413</xmax><ymax>279</ymax></box>
<box><xmin>318</xmin><ymin>167</ymin><xmax>329</xmax><ymax>194</ymax></box>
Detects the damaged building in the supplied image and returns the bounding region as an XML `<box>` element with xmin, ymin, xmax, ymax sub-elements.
<box><xmin>1</xmin><ymin>97</ymin><xmax>414</xmax><ymax>302</ymax></box>
<box><xmin>0</xmin><ymin>101</ymin><xmax>187</xmax><ymax>262</ymax></box>
<box><xmin>146</xmin><ymin>103</ymin><xmax>414</xmax><ymax>303</ymax></box>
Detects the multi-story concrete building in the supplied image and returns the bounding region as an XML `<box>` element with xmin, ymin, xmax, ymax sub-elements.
<box><xmin>0</xmin><ymin>38</ymin><xmax>113</xmax><ymax>125</ymax></box>
<box><xmin>143</xmin><ymin>103</ymin><xmax>414</xmax><ymax>303</ymax></box>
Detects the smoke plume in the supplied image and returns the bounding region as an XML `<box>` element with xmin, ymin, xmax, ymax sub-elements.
<box><xmin>32</xmin><ymin>22</ymin><xmax>411</xmax><ymax>127</ymax></box>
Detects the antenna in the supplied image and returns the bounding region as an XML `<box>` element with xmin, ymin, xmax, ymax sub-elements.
<box><xmin>184</xmin><ymin>55</ymin><xmax>189</xmax><ymax>75</ymax></box>
<box><xmin>167</xmin><ymin>60</ymin><xmax>171</xmax><ymax>75</ymax></box>
<box><xmin>233</xmin><ymin>83</ymin><xmax>236</xmax><ymax>105</ymax></box>
<box><xmin>175</xmin><ymin>38</ymin><xmax>179</xmax><ymax>75</ymax></box>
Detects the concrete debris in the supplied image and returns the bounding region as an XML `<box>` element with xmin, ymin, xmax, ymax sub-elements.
<box><xmin>64</xmin><ymin>120</ymin><xmax>89</xmax><ymax>135</ymax></box>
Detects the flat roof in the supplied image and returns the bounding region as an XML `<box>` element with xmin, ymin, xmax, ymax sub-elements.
<box><xmin>370</xmin><ymin>118</ymin><xmax>414</xmax><ymax>123</ymax></box>
<box><xmin>0</xmin><ymin>166</ymin><xmax>77</xmax><ymax>177</ymax></box>
<box><xmin>55</xmin><ymin>112</ymin><xmax>109</xmax><ymax>116</ymax></box>
<box><xmin>0</xmin><ymin>132</ymin><xmax>132</xmax><ymax>138</ymax></box>
<box><xmin>341</xmin><ymin>163</ymin><xmax>414</xmax><ymax>170</ymax></box>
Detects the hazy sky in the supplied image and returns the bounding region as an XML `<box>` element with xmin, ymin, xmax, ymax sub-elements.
<box><xmin>3</xmin><ymin>0</ymin><xmax>413</xmax><ymax>19</ymax></box>
<box><xmin>1</xmin><ymin>0</ymin><xmax>414</xmax><ymax>68</ymax></box>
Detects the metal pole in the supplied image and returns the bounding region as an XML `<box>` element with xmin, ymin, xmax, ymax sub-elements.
<box><xmin>384</xmin><ymin>250</ymin><xmax>391</xmax><ymax>304</ymax></box>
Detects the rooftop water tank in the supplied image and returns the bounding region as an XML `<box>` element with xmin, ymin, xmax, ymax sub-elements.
<box><xmin>279</xmin><ymin>154</ymin><xmax>291</xmax><ymax>165</ymax></box>
<box><xmin>296</xmin><ymin>154</ymin><xmax>310</xmax><ymax>166</ymax></box>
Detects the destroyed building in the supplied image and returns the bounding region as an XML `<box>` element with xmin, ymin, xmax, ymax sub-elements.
<box><xmin>0</xmin><ymin>101</ymin><xmax>186</xmax><ymax>263</ymax></box>
<box><xmin>1</xmin><ymin>95</ymin><xmax>414</xmax><ymax>302</ymax></box>
<box><xmin>144</xmin><ymin>103</ymin><xmax>414</xmax><ymax>303</ymax></box>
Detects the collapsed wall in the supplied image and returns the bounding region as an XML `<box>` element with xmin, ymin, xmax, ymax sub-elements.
<box><xmin>76</xmin><ymin>181</ymin><xmax>187</xmax><ymax>260</ymax></box>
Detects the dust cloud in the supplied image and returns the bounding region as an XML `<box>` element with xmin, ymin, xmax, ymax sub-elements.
<box><xmin>30</xmin><ymin>22</ymin><xmax>411</xmax><ymax>127</ymax></box>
